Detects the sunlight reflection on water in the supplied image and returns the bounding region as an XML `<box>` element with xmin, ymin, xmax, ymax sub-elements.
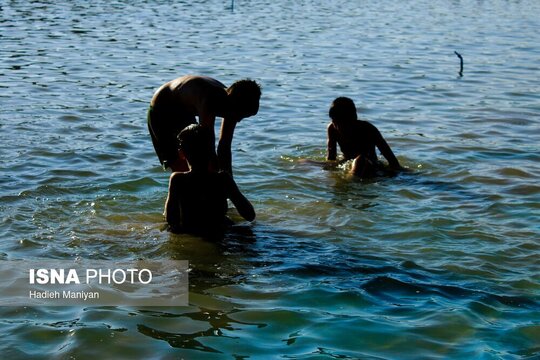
<box><xmin>1</xmin><ymin>0</ymin><xmax>539</xmax><ymax>358</ymax></box>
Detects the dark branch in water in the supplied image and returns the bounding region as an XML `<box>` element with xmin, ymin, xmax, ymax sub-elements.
<box><xmin>454</xmin><ymin>51</ymin><xmax>463</xmax><ymax>77</ymax></box>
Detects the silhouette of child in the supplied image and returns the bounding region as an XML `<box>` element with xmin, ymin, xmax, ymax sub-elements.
<box><xmin>164</xmin><ymin>124</ymin><xmax>255</xmax><ymax>235</ymax></box>
<box><xmin>148</xmin><ymin>75</ymin><xmax>261</xmax><ymax>174</ymax></box>
<box><xmin>326</xmin><ymin>97</ymin><xmax>403</xmax><ymax>178</ymax></box>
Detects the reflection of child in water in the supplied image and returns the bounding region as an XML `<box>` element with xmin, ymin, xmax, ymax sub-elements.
<box><xmin>326</xmin><ymin>97</ymin><xmax>403</xmax><ymax>178</ymax></box>
<box><xmin>164</xmin><ymin>124</ymin><xmax>255</xmax><ymax>235</ymax></box>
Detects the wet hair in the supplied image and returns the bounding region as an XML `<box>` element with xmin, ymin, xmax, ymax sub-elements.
<box><xmin>329</xmin><ymin>97</ymin><xmax>357</xmax><ymax>121</ymax></box>
<box><xmin>227</xmin><ymin>79</ymin><xmax>262</xmax><ymax>98</ymax></box>
<box><xmin>177</xmin><ymin>124</ymin><xmax>213</xmax><ymax>168</ymax></box>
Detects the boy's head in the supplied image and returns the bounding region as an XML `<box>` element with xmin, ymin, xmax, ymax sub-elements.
<box><xmin>226</xmin><ymin>79</ymin><xmax>261</xmax><ymax>121</ymax></box>
<box><xmin>329</xmin><ymin>97</ymin><xmax>357</xmax><ymax>125</ymax></box>
<box><xmin>178</xmin><ymin>124</ymin><xmax>213</xmax><ymax>169</ymax></box>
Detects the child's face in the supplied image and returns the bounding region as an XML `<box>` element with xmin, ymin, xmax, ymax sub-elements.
<box><xmin>330</xmin><ymin>103</ymin><xmax>356</xmax><ymax>128</ymax></box>
<box><xmin>224</xmin><ymin>98</ymin><xmax>259</xmax><ymax>122</ymax></box>
<box><xmin>331</xmin><ymin>116</ymin><xmax>351</xmax><ymax>130</ymax></box>
<box><xmin>331</xmin><ymin>117</ymin><xmax>343</xmax><ymax>127</ymax></box>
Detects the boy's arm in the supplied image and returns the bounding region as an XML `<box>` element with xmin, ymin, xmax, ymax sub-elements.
<box><xmin>223</xmin><ymin>173</ymin><xmax>255</xmax><ymax>222</ymax></box>
<box><xmin>164</xmin><ymin>173</ymin><xmax>182</xmax><ymax>228</ymax></box>
<box><xmin>217</xmin><ymin>118</ymin><xmax>237</xmax><ymax>175</ymax></box>
<box><xmin>373</xmin><ymin>127</ymin><xmax>402</xmax><ymax>170</ymax></box>
<box><xmin>198</xmin><ymin>110</ymin><xmax>219</xmax><ymax>170</ymax></box>
<box><xmin>326</xmin><ymin>123</ymin><xmax>337</xmax><ymax>161</ymax></box>
<box><xmin>198</xmin><ymin>111</ymin><xmax>216</xmax><ymax>133</ymax></box>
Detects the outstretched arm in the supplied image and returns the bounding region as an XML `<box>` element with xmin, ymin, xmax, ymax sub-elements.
<box><xmin>217</xmin><ymin>118</ymin><xmax>237</xmax><ymax>175</ymax></box>
<box><xmin>326</xmin><ymin>123</ymin><xmax>337</xmax><ymax>161</ymax></box>
<box><xmin>223</xmin><ymin>173</ymin><xmax>255</xmax><ymax>222</ymax></box>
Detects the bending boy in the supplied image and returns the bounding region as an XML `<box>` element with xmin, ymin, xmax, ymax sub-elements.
<box><xmin>148</xmin><ymin>75</ymin><xmax>261</xmax><ymax>174</ymax></box>
<box><xmin>326</xmin><ymin>97</ymin><xmax>402</xmax><ymax>178</ymax></box>
<box><xmin>165</xmin><ymin>124</ymin><xmax>255</xmax><ymax>235</ymax></box>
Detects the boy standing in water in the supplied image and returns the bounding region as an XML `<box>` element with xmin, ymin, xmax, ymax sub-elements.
<box><xmin>164</xmin><ymin>124</ymin><xmax>255</xmax><ymax>235</ymax></box>
<box><xmin>148</xmin><ymin>75</ymin><xmax>261</xmax><ymax>174</ymax></box>
<box><xmin>326</xmin><ymin>97</ymin><xmax>403</xmax><ymax>178</ymax></box>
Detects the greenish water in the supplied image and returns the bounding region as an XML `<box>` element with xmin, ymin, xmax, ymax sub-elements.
<box><xmin>1</xmin><ymin>1</ymin><xmax>539</xmax><ymax>359</ymax></box>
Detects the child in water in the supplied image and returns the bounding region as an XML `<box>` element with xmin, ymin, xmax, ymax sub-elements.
<box><xmin>148</xmin><ymin>75</ymin><xmax>261</xmax><ymax>174</ymax></box>
<box><xmin>326</xmin><ymin>97</ymin><xmax>403</xmax><ymax>178</ymax></box>
<box><xmin>164</xmin><ymin>124</ymin><xmax>255</xmax><ymax>235</ymax></box>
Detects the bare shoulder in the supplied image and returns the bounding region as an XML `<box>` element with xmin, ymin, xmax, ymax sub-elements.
<box><xmin>327</xmin><ymin>122</ymin><xmax>336</xmax><ymax>133</ymax></box>
<box><xmin>173</xmin><ymin>76</ymin><xmax>227</xmax><ymax>108</ymax></box>
<box><xmin>170</xmin><ymin>75</ymin><xmax>226</xmax><ymax>91</ymax></box>
<box><xmin>154</xmin><ymin>75</ymin><xmax>225</xmax><ymax>100</ymax></box>
<box><xmin>358</xmin><ymin>120</ymin><xmax>380</xmax><ymax>133</ymax></box>
<box><xmin>169</xmin><ymin>171</ymin><xmax>190</xmax><ymax>186</ymax></box>
<box><xmin>167</xmin><ymin>75</ymin><xmax>195</xmax><ymax>91</ymax></box>
<box><xmin>196</xmin><ymin>75</ymin><xmax>226</xmax><ymax>89</ymax></box>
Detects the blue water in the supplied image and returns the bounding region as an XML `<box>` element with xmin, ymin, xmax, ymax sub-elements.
<box><xmin>1</xmin><ymin>1</ymin><xmax>539</xmax><ymax>359</ymax></box>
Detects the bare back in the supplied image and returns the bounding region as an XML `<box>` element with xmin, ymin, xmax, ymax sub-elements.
<box><xmin>150</xmin><ymin>75</ymin><xmax>228</xmax><ymax>121</ymax></box>
<box><xmin>166</xmin><ymin>171</ymin><xmax>229</xmax><ymax>233</ymax></box>
<box><xmin>165</xmin><ymin>169</ymin><xmax>255</xmax><ymax>234</ymax></box>
<box><xmin>329</xmin><ymin>120</ymin><xmax>380</xmax><ymax>163</ymax></box>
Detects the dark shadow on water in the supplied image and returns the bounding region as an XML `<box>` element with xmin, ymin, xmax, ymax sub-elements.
<box><xmin>395</xmin><ymin>170</ymin><xmax>495</xmax><ymax>204</ymax></box>
<box><xmin>137</xmin><ymin>323</ymin><xmax>224</xmax><ymax>353</ymax></box>
<box><xmin>132</xmin><ymin>225</ymin><xmax>270</xmax><ymax>354</ymax></box>
<box><xmin>162</xmin><ymin>224</ymin><xmax>258</xmax><ymax>291</ymax></box>
<box><xmin>2</xmin><ymin>218</ymin><xmax>537</xmax><ymax>356</ymax></box>
<box><xmin>137</xmin><ymin>307</ymin><xmax>266</xmax><ymax>353</ymax></box>
<box><xmin>136</xmin><ymin>208</ymin><xmax>540</xmax><ymax>356</ymax></box>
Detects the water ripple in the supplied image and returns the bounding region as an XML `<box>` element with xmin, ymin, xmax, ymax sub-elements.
<box><xmin>1</xmin><ymin>0</ymin><xmax>540</xmax><ymax>358</ymax></box>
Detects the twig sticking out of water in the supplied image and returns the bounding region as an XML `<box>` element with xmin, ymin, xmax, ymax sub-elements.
<box><xmin>454</xmin><ymin>51</ymin><xmax>463</xmax><ymax>77</ymax></box>
<box><xmin>231</xmin><ymin>0</ymin><xmax>234</xmax><ymax>12</ymax></box>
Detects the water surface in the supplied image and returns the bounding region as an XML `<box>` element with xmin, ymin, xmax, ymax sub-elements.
<box><xmin>1</xmin><ymin>1</ymin><xmax>539</xmax><ymax>359</ymax></box>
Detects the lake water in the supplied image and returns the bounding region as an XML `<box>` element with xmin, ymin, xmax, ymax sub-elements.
<box><xmin>1</xmin><ymin>0</ymin><xmax>539</xmax><ymax>358</ymax></box>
